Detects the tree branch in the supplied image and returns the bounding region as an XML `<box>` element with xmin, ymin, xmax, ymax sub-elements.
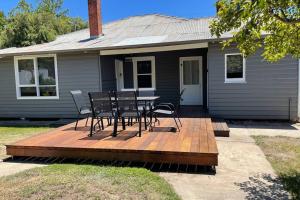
<box><xmin>266</xmin><ymin>0</ymin><xmax>300</xmax><ymax>24</ymax></box>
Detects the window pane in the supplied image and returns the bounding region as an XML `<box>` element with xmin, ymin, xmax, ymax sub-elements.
<box><xmin>38</xmin><ymin>57</ymin><xmax>56</xmax><ymax>85</ymax></box>
<box><xmin>18</xmin><ymin>59</ymin><xmax>35</xmax><ymax>85</ymax></box>
<box><xmin>39</xmin><ymin>87</ymin><xmax>57</xmax><ymax>97</ymax></box>
<box><xmin>137</xmin><ymin>61</ymin><xmax>152</xmax><ymax>74</ymax></box>
<box><xmin>227</xmin><ymin>55</ymin><xmax>243</xmax><ymax>78</ymax></box>
<box><xmin>183</xmin><ymin>60</ymin><xmax>199</xmax><ymax>85</ymax></box>
<box><xmin>20</xmin><ymin>87</ymin><xmax>37</xmax><ymax>97</ymax></box>
<box><xmin>138</xmin><ymin>75</ymin><xmax>152</xmax><ymax>88</ymax></box>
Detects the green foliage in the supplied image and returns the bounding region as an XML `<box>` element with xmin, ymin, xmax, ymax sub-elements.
<box><xmin>0</xmin><ymin>11</ymin><xmax>5</xmax><ymax>30</ymax></box>
<box><xmin>0</xmin><ymin>0</ymin><xmax>87</xmax><ymax>48</ymax></box>
<box><xmin>210</xmin><ymin>0</ymin><xmax>300</xmax><ymax>62</ymax></box>
<box><xmin>0</xmin><ymin>11</ymin><xmax>6</xmax><ymax>47</ymax></box>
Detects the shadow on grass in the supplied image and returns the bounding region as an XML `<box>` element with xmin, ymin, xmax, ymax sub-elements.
<box><xmin>280</xmin><ymin>171</ymin><xmax>300</xmax><ymax>200</ymax></box>
<box><xmin>235</xmin><ymin>173</ymin><xmax>290</xmax><ymax>200</ymax></box>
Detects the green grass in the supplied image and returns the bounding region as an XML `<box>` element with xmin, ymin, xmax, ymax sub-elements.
<box><xmin>0</xmin><ymin>126</ymin><xmax>51</xmax><ymax>159</ymax></box>
<box><xmin>0</xmin><ymin>126</ymin><xmax>179</xmax><ymax>199</ymax></box>
<box><xmin>253</xmin><ymin>136</ymin><xmax>300</xmax><ymax>199</ymax></box>
<box><xmin>0</xmin><ymin>164</ymin><xmax>180</xmax><ymax>200</ymax></box>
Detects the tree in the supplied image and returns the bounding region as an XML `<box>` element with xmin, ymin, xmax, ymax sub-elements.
<box><xmin>210</xmin><ymin>0</ymin><xmax>300</xmax><ymax>62</ymax></box>
<box><xmin>0</xmin><ymin>11</ymin><xmax>5</xmax><ymax>30</ymax></box>
<box><xmin>0</xmin><ymin>11</ymin><xmax>6</xmax><ymax>48</ymax></box>
<box><xmin>1</xmin><ymin>0</ymin><xmax>88</xmax><ymax>48</ymax></box>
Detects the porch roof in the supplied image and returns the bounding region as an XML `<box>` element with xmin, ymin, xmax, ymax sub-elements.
<box><xmin>0</xmin><ymin>14</ymin><xmax>233</xmax><ymax>57</ymax></box>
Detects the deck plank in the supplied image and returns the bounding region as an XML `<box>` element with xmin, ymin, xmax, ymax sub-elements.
<box><xmin>6</xmin><ymin>116</ymin><xmax>219</xmax><ymax>166</ymax></box>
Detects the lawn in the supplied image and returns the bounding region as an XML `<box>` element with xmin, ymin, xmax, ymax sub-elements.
<box><xmin>253</xmin><ymin>136</ymin><xmax>300</xmax><ymax>199</ymax></box>
<box><xmin>0</xmin><ymin>126</ymin><xmax>179</xmax><ymax>200</ymax></box>
<box><xmin>0</xmin><ymin>126</ymin><xmax>52</xmax><ymax>160</ymax></box>
<box><xmin>0</xmin><ymin>164</ymin><xmax>180</xmax><ymax>200</ymax></box>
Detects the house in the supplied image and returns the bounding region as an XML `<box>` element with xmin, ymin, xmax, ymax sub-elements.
<box><xmin>0</xmin><ymin>0</ymin><xmax>299</xmax><ymax>121</ymax></box>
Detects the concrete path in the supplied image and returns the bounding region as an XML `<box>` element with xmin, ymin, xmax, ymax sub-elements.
<box><xmin>160</xmin><ymin>124</ymin><xmax>291</xmax><ymax>200</ymax></box>
<box><xmin>0</xmin><ymin>161</ymin><xmax>46</xmax><ymax>177</ymax></box>
<box><xmin>229</xmin><ymin>121</ymin><xmax>300</xmax><ymax>138</ymax></box>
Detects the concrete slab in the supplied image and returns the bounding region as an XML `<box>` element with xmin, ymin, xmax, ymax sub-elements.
<box><xmin>0</xmin><ymin>161</ymin><xmax>46</xmax><ymax>177</ymax></box>
<box><xmin>160</xmin><ymin>126</ymin><xmax>290</xmax><ymax>200</ymax></box>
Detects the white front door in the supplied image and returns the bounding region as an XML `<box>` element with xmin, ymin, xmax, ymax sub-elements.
<box><xmin>115</xmin><ymin>59</ymin><xmax>124</xmax><ymax>91</ymax></box>
<box><xmin>180</xmin><ymin>56</ymin><xmax>203</xmax><ymax>105</ymax></box>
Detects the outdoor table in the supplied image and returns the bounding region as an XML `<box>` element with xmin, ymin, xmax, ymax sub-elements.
<box><xmin>112</xmin><ymin>96</ymin><xmax>160</xmax><ymax>137</ymax></box>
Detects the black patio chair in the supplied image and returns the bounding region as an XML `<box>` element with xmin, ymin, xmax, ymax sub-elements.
<box><xmin>137</xmin><ymin>89</ymin><xmax>156</xmax><ymax>125</ymax></box>
<box><xmin>151</xmin><ymin>89</ymin><xmax>185</xmax><ymax>131</ymax></box>
<box><xmin>88</xmin><ymin>92</ymin><xmax>114</xmax><ymax>137</ymax></box>
<box><xmin>70</xmin><ymin>90</ymin><xmax>92</xmax><ymax>130</ymax></box>
<box><xmin>114</xmin><ymin>91</ymin><xmax>144</xmax><ymax>137</ymax></box>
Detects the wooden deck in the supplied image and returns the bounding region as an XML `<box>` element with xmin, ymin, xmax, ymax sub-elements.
<box><xmin>6</xmin><ymin>116</ymin><xmax>219</xmax><ymax>166</ymax></box>
<box><xmin>212</xmin><ymin>119</ymin><xmax>230</xmax><ymax>137</ymax></box>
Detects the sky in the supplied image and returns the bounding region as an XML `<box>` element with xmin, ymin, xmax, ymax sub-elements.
<box><xmin>0</xmin><ymin>0</ymin><xmax>217</xmax><ymax>23</ymax></box>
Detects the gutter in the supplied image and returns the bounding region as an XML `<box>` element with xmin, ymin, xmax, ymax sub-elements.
<box><xmin>0</xmin><ymin>37</ymin><xmax>232</xmax><ymax>58</ymax></box>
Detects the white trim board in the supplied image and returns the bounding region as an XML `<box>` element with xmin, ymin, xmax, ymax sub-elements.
<box><xmin>100</xmin><ymin>43</ymin><xmax>208</xmax><ymax>56</ymax></box>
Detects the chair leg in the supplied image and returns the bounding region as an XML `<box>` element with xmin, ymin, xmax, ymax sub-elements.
<box><xmin>175</xmin><ymin>112</ymin><xmax>182</xmax><ymax>127</ymax></box>
<box><xmin>75</xmin><ymin>114</ymin><xmax>80</xmax><ymax>130</ymax></box>
<box><xmin>173</xmin><ymin>116</ymin><xmax>180</xmax><ymax>132</ymax></box>
<box><xmin>144</xmin><ymin>113</ymin><xmax>147</xmax><ymax>130</ymax></box>
<box><xmin>85</xmin><ymin>115</ymin><xmax>89</xmax><ymax>127</ymax></box>
<box><xmin>122</xmin><ymin>117</ymin><xmax>126</xmax><ymax>130</ymax></box>
<box><xmin>89</xmin><ymin>117</ymin><xmax>94</xmax><ymax>137</ymax></box>
<box><xmin>113</xmin><ymin>114</ymin><xmax>118</xmax><ymax>137</ymax></box>
<box><xmin>101</xmin><ymin>118</ymin><xmax>104</xmax><ymax>130</ymax></box>
<box><xmin>138</xmin><ymin>116</ymin><xmax>142</xmax><ymax>137</ymax></box>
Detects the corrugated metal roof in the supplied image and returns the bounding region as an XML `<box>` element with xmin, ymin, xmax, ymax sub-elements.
<box><xmin>0</xmin><ymin>14</ymin><xmax>232</xmax><ymax>56</ymax></box>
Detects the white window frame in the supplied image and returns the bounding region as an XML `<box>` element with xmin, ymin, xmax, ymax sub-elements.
<box><xmin>225</xmin><ymin>53</ymin><xmax>246</xmax><ymax>83</ymax></box>
<box><xmin>14</xmin><ymin>54</ymin><xmax>59</xmax><ymax>100</ymax></box>
<box><xmin>132</xmin><ymin>56</ymin><xmax>156</xmax><ymax>91</ymax></box>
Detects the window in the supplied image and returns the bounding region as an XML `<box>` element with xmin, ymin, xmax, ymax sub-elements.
<box><xmin>137</xmin><ymin>60</ymin><xmax>152</xmax><ymax>88</ymax></box>
<box><xmin>133</xmin><ymin>57</ymin><xmax>156</xmax><ymax>90</ymax></box>
<box><xmin>14</xmin><ymin>55</ymin><xmax>59</xmax><ymax>99</ymax></box>
<box><xmin>182</xmin><ymin>60</ymin><xmax>200</xmax><ymax>85</ymax></box>
<box><xmin>225</xmin><ymin>53</ymin><xmax>246</xmax><ymax>83</ymax></box>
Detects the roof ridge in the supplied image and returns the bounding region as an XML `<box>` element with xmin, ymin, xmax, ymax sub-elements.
<box><xmin>104</xmin><ymin>14</ymin><xmax>188</xmax><ymax>26</ymax></box>
<box><xmin>55</xmin><ymin>15</ymin><xmax>213</xmax><ymax>39</ymax></box>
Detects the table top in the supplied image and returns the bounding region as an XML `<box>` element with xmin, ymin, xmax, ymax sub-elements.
<box><xmin>111</xmin><ymin>96</ymin><xmax>160</xmax><ymax>101</ymax></box>
<box><xmin>137</xmin><ymin>96</ymin><xmax>160</xmax><ymax>101</ymax></box>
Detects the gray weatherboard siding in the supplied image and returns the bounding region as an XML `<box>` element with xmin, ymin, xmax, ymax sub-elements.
<box><xmin>208</xmin><ymin>43</ymin><xmax>298</xmax><ymax>120</ymax></box>
<box><xmin>0</xmin><ymin>44</ymin><xmax>298</xmax><ymax>120</ymax></box>
<box><xmin>0</xmin><ymin>53</ymin><xmax>100</xmax><ymax>118</ymax></box>
<box><xmin>100</xmin><ymin>49</ymin><xmax>208</xmax><ymax>106</ymax></box>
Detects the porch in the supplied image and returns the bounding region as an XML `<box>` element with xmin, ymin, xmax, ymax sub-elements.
<box><xmin>6</xmin><ymin>107</ymin><xmax>219</xmax><ymax>167</ymax></box>
<box><xmin>100</xmin><ymin>48</ymin><xmax>208</xmax><ymax>107</ymax></box>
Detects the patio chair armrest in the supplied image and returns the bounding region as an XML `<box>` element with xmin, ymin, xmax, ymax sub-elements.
<box><xmin>154</xmin><ymin>104</ymin><xmax>173</xmax><ymax>111</ymax></box>
<box><xmin>80</xmin><ymin>105</ymin><xmax>91</xmax><ymax>112</ymax></box>
<box><xmin>157</xmin><ymin>103</ymin><xmax>175</xmax><ymax>111</ymax></box>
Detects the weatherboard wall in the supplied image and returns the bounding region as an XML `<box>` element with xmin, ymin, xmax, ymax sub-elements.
<box><xmin>0</xmin><ymin>53</ymin><xmax>100</xmax><ymax>118</ymax></box>
<box><xmin>207</xmin><ymin>43</ymin><xmax>298</xmax><ymax>120</ymax></box>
